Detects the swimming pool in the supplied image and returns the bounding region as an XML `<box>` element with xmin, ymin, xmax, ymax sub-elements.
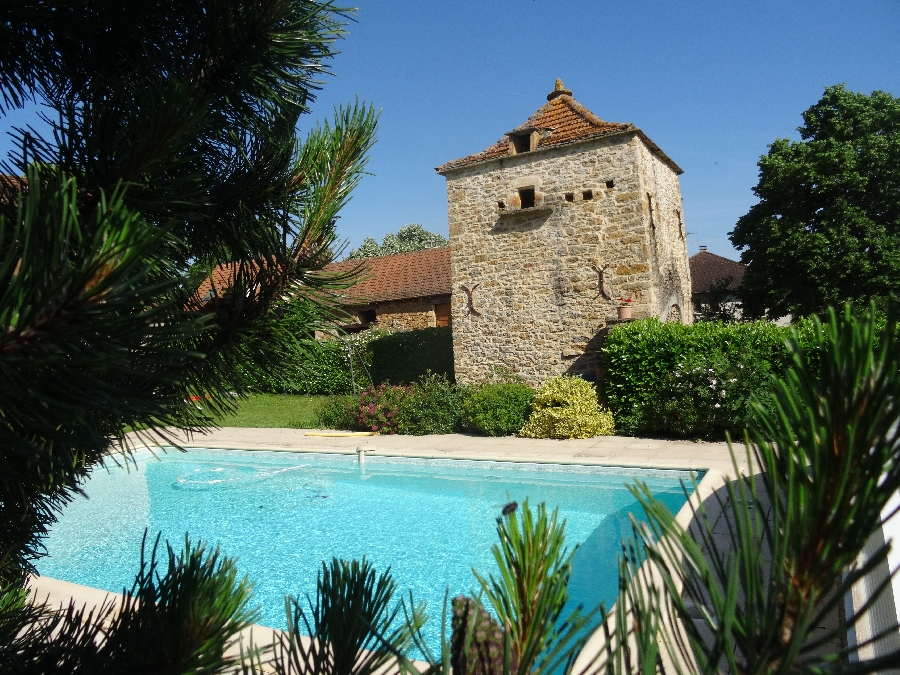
<box><xmin>38</xmin><ymin>448</ymin><xmax>700</xmax><ymax>654</ymax></box>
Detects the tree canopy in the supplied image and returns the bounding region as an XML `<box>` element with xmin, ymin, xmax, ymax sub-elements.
<box><xmin>346</xmin><ymin>223</ymin><xmax>448</xmax><ymax>259</ymax></box>
<box><xmin>730</xmin><ymin>85</ymin><xmax>900</xmax><ymax>318</ymax></box>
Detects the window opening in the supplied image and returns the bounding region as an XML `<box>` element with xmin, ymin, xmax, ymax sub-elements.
<box><xmin>518</xmin><ymin>187</ymin><xmax>535</xmax><ymax>209</ymax></box>
<box><xmin>605</xmin><ymin>179</ymin><xmax>615</xmax><ymax>189</ymax></box>
<box><xmin>498</xmin><ymin>200</ymin><xmax>506</xmax><ymax>210</ymax></box>
<box><xmin>359</xmin><ymin>309</ymin><xmax>376</xmax><ymax>324</ymax></box>
<box><xmin>582</xmin><ymin>189</ymin><xmax>593</xmax><ymax>201</ymax></box>
<box><xmin>565</xmin><ymin>192</ymin><xmax>574</xmax><ymax>202</ymax></box>
<box><xmin>676</xmin><ymin>210</ymin><xmax>685</xmax><ymax>239</ymax></box>
<box><xmin>647</xmin><ymin>194</ymin><xmax>655</xmax><ymax>230</ymax></box>
<box><xmin>511</xmin><ymin>134</ymin><xmax>530</xmax><ymax>154</ymax></box>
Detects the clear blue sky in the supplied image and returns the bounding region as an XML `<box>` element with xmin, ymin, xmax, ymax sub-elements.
<box><xmin>2</xmin><ymin>0</ymin><xmax>897</xmax><ymax>260</ymax></box>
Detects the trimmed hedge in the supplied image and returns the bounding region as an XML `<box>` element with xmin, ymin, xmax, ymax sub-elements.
<box><xmin>602</xmin><ymin>318</ymin><xmax>816</xmax><ymax>439</ymax></box>
<box><xmin>369</xmin><ymin>326</ymin><xmax>454</xmax><ymax>385</ymax></box>
<box><xmin>460</xmin><ymin>383</ymin><xmax>535</xmax><ymax>437</ymax></box>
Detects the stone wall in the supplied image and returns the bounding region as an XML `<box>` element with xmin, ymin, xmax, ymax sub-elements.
<box><xmin>372</xmin><ymin>296</ymin><xmax>449</xmax><ymax>331</ymax></box>
<box><xmin>444</xmin><ymin>132</ymin><xmax>690</xmax><ymax>385</ymax></box>
<box><xmin>636</xmin><ymin>140</ymin><xmax>693</xmax><ymax>321</ymax></box>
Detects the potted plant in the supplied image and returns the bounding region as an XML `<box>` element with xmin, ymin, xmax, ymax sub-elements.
<box><xmin>617</xmin><ymin>297</ymin><xmax>633</xmax><ymax>319</ymax></box>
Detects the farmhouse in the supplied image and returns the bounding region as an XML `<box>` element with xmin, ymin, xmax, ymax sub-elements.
<box><xmin>436</xmin><ymin>80</ymin><xmax>692</xmax><ymax>385</ymax></box>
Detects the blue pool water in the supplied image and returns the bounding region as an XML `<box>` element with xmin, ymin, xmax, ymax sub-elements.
<box><xmin>38</xmin><ymin>448</ymin><xmax>699</xmax><ymax>654</ymax></box>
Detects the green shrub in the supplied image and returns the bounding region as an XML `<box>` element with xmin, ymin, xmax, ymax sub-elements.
<box><xmin>519</xmin><ymin>376</ymin><xmax>615</xmax><ymax>439</ymax></box>
<box><xmin>369</xmin><ymin>327</ymin><xmax>454</xmax><ymax>385</ymax></box>
<box><xmin>314</xmin><ymin>395</ymin><xmax>357</xmax><ymax>430</ymax></box>
<box><xmin>396</xmin><ymin>372</ymin><xmax>459</xmax><ymax>435</ymax></box>
<box><xmin>639</xmin><ymin>350</ymin><xmax>775</xmax><ymax>439</ymax></box>
<box><xmin>602</xmin><ymin>318</ymin><xmax>816</xmax><ymax>437</ymax></box>
<box><xmin>460</xmin><ymin>383</ymin><xmax>535</xmax><ymax>436</ymax></box>
<box><xmin>353</xmin><ymin>384</ymin><xmax>410</xmax><ymax>434</ymax></box>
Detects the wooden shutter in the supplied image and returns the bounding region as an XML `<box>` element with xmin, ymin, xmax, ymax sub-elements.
<box><xmin>434</xmin><ymin>302</ymin><xmax>451</xmax><ymax>327</ymax></box>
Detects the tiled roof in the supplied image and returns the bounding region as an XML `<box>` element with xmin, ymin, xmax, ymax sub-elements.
<box><xmin>324</xmin><ymin>247</ymin><xmax>451</xmax><ymax>304</ymax></box>
<box><xmin>435</xmin><ymin>81</ymin><xmax>681</xmax><ymax>174</ymax></box>
<box><xmin>689</xmin><ymin>250</ymin><xmax>746</xmax><ymax>294</ymax></box>
<box><xmin>193</xmin><ymin>262</ymin><xmax>247</xmax><ymax>304</ymax></box>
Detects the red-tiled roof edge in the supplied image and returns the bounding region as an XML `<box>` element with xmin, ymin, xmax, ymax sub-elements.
<box><xmin>436</xmin><ymin>124</ymin><xmax>682</xmax><ymax>176</ymax></box>
<box><xmin>436</xmin><ymin>93</ymin><xmax>683</xmax><ymax>175</ymax></box>
<box><xmin>321</xmin><ymin>246</ymin><xmax>451</xmax><ymax>305</ymax></box>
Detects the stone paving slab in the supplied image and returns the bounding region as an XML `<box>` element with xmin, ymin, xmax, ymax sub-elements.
<box><xmin>136</xmin><ymin>427</ymin><xmax>746</xmax><ymax>476</ymax></box>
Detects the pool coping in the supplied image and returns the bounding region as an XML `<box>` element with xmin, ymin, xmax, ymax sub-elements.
<box><xmin>32</xmin><ymin>429</ymin><xmax>742</xmax><ymax>673</ymax></box>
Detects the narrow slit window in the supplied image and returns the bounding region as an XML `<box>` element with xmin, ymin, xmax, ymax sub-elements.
<box><xmin>565</xmin><ymin>192</ymin><xmax>574</xmax><ymax>202</ymax></box>
<box><xmin>676</xmin><ymin>210</ymin><xmax>684</xmax><ymax>239</ymax></box>
<box><xmin>647</xmin><ymin>194</ymin><xmax>655</xmax><ymax>230</ymax></box>
<box><xmin>518</xmin><ymin>187</ymin><xmax>535</xmax><ymax>209</ymax></box>
<box><xmin>582</xmin><ymin>189</ymin><xmax>593</xmax><ymax>201</ymax></box>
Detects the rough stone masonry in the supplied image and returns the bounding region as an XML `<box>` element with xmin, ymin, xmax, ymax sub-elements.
<box><xmin>436</xmin><ymin>80</ymin><xmax>692</xmax><ymax>385</ymax></box>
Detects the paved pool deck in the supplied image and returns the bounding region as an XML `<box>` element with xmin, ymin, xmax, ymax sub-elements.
<box><xmin>143</xmin><ymin>426</ymin><xmax>747</xmax><ymax>476</ymax></box>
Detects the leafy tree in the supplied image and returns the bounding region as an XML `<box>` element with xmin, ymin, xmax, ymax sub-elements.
<box><xmin>346</xmin><ymin>223</ymin><xmax>448</xmax><ymax>259</ymax></box>
<box><xmin>730</xmin><ymin>85</ymin><xmax>900</xmax><ymax>318</ymax></box>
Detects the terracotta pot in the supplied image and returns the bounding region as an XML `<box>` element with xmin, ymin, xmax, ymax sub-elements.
<box><xmin>617</xmin><ymin>306</ymin><xmax>632</xmax><ymax>320</ymax></box>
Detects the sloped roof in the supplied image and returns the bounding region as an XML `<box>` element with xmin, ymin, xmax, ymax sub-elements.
<box><xmin>324</xmin><ymin>247</ymin><xmax>451</xmax><ymax>304</ymax></box>
<box><xmin>689</xmin><ymin>250</ymin><xmax>746</xmax><ymax>294</ymax></box>
<box><xmin>436</xmin><ymin>80</ymin><xmax>682</xmax><ymax>174</ymax></box>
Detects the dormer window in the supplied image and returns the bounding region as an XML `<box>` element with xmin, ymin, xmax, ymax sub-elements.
<box><xmin>510</xmin><ymin>133</ymin><xmax>531</xmax><ymax>154</ymax></box>
<box><xmin>518</xmin><ymin>187</ymin><xmax>535</xmax><ymax>209</ymax></box>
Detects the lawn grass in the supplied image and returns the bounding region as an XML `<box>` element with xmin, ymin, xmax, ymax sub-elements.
<box><xmin>212</xmin><ymin>394</ymin><xmax>329</xmax><ymax>428</ymax></box>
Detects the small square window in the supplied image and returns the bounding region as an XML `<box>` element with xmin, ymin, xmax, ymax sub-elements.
<box><xmin>518</xmin><ymin>187</ymin><xmax>535</xmax><ymax>209</ymax></box>
<box><xmin>564</xmin><ymin>192</ymin><xmax>574</xmax><ymax>202</ymax></box>
<box><xmin>582</xmin><ymin>189</ymin><xmax>593</xmax><ymax>201</ymax></box>
<box><xmin>605</xmin><ymin>180</ymin><xmax>615</xmax><ymax>189</ymax></box>
<box><xmin>497</xmin><ymin>200</ymin><xmax>506</xmax><ymax>210</ymax></box>
<box><xmin>511</xmin><ymin>134</ymin><xmax>530</xmax><ymax>154</ymax></box>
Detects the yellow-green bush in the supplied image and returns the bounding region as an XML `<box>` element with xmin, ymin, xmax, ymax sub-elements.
<box><xmin>519</xmin><ymin>375</ymin><xmax>615</xmax><ymax>439</ymax></box>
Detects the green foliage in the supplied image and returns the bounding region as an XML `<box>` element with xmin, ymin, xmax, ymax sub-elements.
<box><xmin>602</xmin><ymin>317</ymin><xmax>815</xmax><ymax>437</ymax></box>
<box><xmin>369</xmin><ymin>327</ymin><xmax>455</xmax><ymax>385</ymax></box>
<box><xmin>2</xmin><ymin>533</ymin><xmax>256</xmax><ymax>673</ymax></box>
<box><xmin>600</xmin><ymin>301</ymin><xmax>900</xmax><ymax>674</ymax></box>
<box><xmin>264</xmin><ymin>557</ymin><xmax>425</xmax><ymax>675</ymax></box>
<box><xmin>0</xmin><ymin>0</ymin><xmax>378</xmax><ymax>586</ymax></box>
<box><xmin>519</xmin><ymin>376</ymin><xmax>614</xmax><ymax>439</ymax></box>
<box><xmin>396</xmin><ymin>372</ymin><xmax>460</xmax><ymax>435</ymax></box>
<box><xmin>473</xmin><ymin>499</ymin><xmax>596</xmax><ymax>675</ymax></box>
<box><xmin>346</xmin><ymin>224</ymin><xmax>449</xmax><ymax>260</ymax></box>
<box><xmin>730</xmin><ymin>85</ymin><xmax>900</xmax><ymax>318</ymax></box>
<box><xmin>639</xmin><ymin>350</ymin><xmax>775</xmax><ymax>440</ymax></box>
<box><xmin>314</xmin><ymin>395</ymin><xmax>358</xmax><ymax>430</ymax></box>
<box><xmin>353</xmin><ymin>384</ymin><xmax>411</xmax><ymax>434</ymax></box>
<box><xmin>460</xmin><ymin>383</ymin><xmax>535</xmax><ymax>437</ymax></box>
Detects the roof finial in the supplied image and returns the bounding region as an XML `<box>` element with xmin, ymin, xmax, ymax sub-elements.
<box><xmin>547</xmin><ymin>78</ymin><xmax>573</xmax><ymax>101</ymax></box>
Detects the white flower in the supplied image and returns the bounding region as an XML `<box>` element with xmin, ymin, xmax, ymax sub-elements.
<box><xmin>714</xmin><ymin>403</ymin><xmax>721</xmax><ymax>408</ymax></box>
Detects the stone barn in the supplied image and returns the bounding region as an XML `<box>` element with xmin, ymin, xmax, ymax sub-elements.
<box><xmin>436</xmin><ymin>80</ymin><xmax>691</xmax><ymax>385</ymax></box>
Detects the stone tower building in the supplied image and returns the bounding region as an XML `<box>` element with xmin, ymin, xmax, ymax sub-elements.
<box><xmin>436</xmin><ymin>80</ymin><xmax>692</xmax><ymax>385</ymax></box>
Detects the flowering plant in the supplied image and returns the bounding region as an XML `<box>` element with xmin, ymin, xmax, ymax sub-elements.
<box><xmin>617</xmin><ymin>296</ymin><xmax>632</xmax><ymax>306</ymax></box>
<box><xmin>355</xmin><ymin>383</ymin><xmax>410</xmax><ymax>434</ymax></box>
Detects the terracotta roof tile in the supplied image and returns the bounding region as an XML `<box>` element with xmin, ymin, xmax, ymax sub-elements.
<box><xmin>323</xmin><ymin>247</ymin><xmax>451</xmax><ymax>304</ymax></box>
<box><xmin>689</xmin><ymin>250</ymin><xmax>746</xmax><ymax>294</ymax></box>
<box><xmin>436</xmin><ymin>83</ymin><xmax>682</xmax><ymax>174</ymax></box>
